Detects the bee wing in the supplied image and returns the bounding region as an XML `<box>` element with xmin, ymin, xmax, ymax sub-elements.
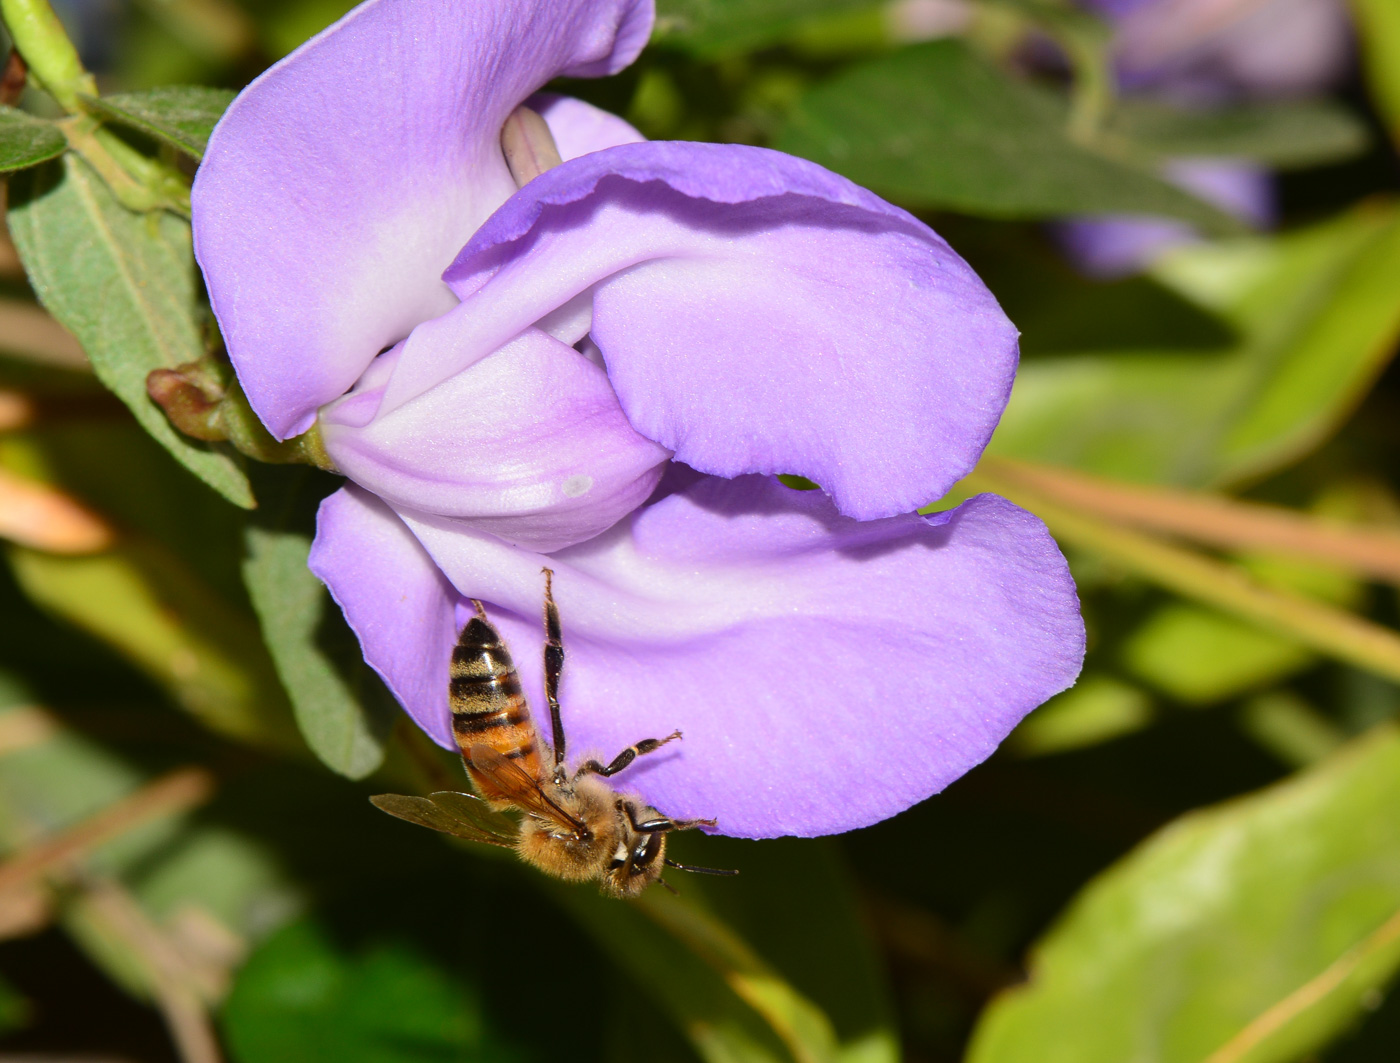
<box><xmin>370</xmin><ymin>792</ymin><xmax>516</xmax><ymax>848</ymax></box>
<box><xmin>467</xmin><ymin>743</ymin><xmax>589</xmax><ymax>837</ymax></box>
<box><xmin>427</xmin><ymin>790</ymin><xmax>519</xmax><ymax>840</ymax></box>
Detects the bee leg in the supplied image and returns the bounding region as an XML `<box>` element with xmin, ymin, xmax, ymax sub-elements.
<box><xmin>621</xmin><ymin>799</ymin><xmax>716</xmax><ymax>834</ymax></box>
<box><xmin>541</xmin><ymin>568</ymin><xmax>568</xmax><ymax>786</ymax></box>
<box><xmin>578</xmin><ymin>730</ymin><xmax>683</xmax><ymax>779</ymax></box>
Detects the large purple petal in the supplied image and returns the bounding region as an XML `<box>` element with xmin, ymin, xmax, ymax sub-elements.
<box><xmin>320</xmin><ymin>326</ymin><xmax>669</xmax><ymax>552</ymax></box>
<box><xmin>308</xmin><ymin>485</ymin><xmax>460</xmax><ymax>748</ymax></box>
<box><xmin>396</xmin><ymin>474</ymin><xmax>1084</xmax><ymax>838</ymax></box>
<box><xmin>374</xmin><ymin>141</ymin><xmax>1019</xmax><ymax>520</ymax></box>
<box><xmin>192</xmin><ymin>0</ymin><xmax>654</xmax><ymax>439</ymax></box>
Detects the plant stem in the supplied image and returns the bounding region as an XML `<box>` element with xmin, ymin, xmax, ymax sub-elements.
<box><xmin>971</xmin><ymin>468</ymin><xmax>1400</xmax><ymax>686</ymax></box>
<box><xmin>981</xmin><ymin>456</ymin><xmax>1400</xmax><ymax>584</ymax></box>
<box><xmin>0</xmin><ymin>0</ymin><xmax>95</xmax><ymax>112</ymax></box>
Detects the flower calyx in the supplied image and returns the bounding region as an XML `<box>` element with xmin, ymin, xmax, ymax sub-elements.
<box><xmin>147</xmin><ymin>359</ymin><xmax>337</xmax><ymax>472</ymax></box>
<box><xmin>501</xmin><ymin>105</ymin><xmax>562</xmax><ymax>188</ymax></box>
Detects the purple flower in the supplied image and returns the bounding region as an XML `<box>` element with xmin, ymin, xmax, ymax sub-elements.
<box><xmin>1081</xmin><ymin>0</ymin><xmax>1351</xmax><ymax>102</ymax></box>
<box><xmin>1055</xmin><ymin>0</ymin><xmax>1345</xmax><ymax>277</ymax></box>
<box><xmin>192</xmin><ymin>0</ymin><xmax>1085</xmax><ymax>837</ymax></box>
<box><xmin>1054</xmin><ymin>158</ymin><xmax>1275</xmax><ymax>278</ymax></box>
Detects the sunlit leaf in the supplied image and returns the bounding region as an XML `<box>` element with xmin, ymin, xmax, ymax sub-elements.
<box><xmin>1351</xmin><ymin>0</ymin><xmax>1400</xmax><ymax>145</ymax></box>
<box><xmin>556</xmin><ymin>884</ymin><xmax>817</xmax><ymax>1063</ymax></box>
<box><xmin>1011</xmin><ymin>675</ymin><xmax>1154</xmax><ymax>755</ymax></box>
<box><xmin>6</xmin><ymin>542</ymin><xmax>299</xmax><ymax>749</ymax></box>
<box><xmin>1240</xmin><ymin>692</ymin><xmax>1345</xmax><ymax>769</ymax></box>
<box><xmin>967</xmin><ymin>724</ymin><xmax>1400</xmax><ymax>1063</ymax></box>
<box><xmin>990</xmin><ymin>201</ymin><xmax>1400</xmax><ymax>486</ymax></box>
<box><xmin>242</xmin><ymin>471</ymin><xmax>396</xmax><ymax>780</ymax></box>
<box><xmin>774</xmin><ymin>41</ymin><xmax>1238</xmax><ymax>230</ymax></box>
<box><xmin>84</xmin><ymin>86</ymin><xmax>236</xmax><ymax>160</ymax></box>
<box><xmin>0</xmin><ymin>106</ymin><xmax>66</xmax><ymax>174</ymax></box>
<box><xmin>5</xmin><ymin>155</ymin><xmax>254</xmax><ymax>508</ymax></box>
<box><xmin>673</xmin><ymin>835</ymin><xmax>901</xmax><ymax>1063</ymax></box>
<box><xmin>1121</xmin><ymin>605</ymin><xmax>1313</xmax><ymax>705</ymax></box>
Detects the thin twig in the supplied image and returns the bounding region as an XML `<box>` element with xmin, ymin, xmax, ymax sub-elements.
<box><xmin>0</xmin><ymin>768</ymin><xmax>213</xmax><ymax>896</ymax></box>
<box><xmin>972</xmin><ymin>468</ymin><xmax>1400</xmax><ymax>685</ymax></box>
<box><xmin>78</xmin><ymin>877</ymin><xmax>224</xmax><ymax>1063</ymax></box>
<box><xmin>979</xmin><ymin>456</ymin><xmax>1400</xmax><ymax>584</ymax></box>
<box><xmin>1203</xmin><ymin>903</ymin><xmax>1400</xmax><ymax>1063</ymax></box>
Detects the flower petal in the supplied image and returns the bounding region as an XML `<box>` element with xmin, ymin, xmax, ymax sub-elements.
<box><xmin>530</xmin><ymin>93</ymin><xmax>646</xmax><ymax>160</ymax></box>
<box><xmin>398</xmin><ymin>474</ymin><xmax>1084</xmax><ymax>838</ymax></box>
<box><xmin>192</xmin><ymin>0</ymin><xmax>654</xmax><ymax>439</ymax></box>
<box><xmin>308</xmin><ymin>485</ymin><xmax>460</xmax><ymax>748</ymax></box>
<box><xmin>381</xmin><ymin>141</ymin><xmax>1018</xmax><ymax>520</ymax></box>
<box><xmin>320</xmin><ymin>326</ymin><xmax>669</xmax><ymax>551</ymax></box>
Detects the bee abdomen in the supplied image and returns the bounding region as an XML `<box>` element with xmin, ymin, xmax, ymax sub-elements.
<box><xmin>450</xmin><ymin>616</ymin><xmax>542</xmax><ymax>776</ymax></box>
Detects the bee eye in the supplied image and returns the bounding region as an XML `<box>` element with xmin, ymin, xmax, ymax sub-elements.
<box><xmin>632</xmin><ymin>832</ymin><xmax>663</xmax><ymax>870</ymax></box>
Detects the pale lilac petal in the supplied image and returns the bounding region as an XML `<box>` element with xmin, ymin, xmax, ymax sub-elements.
<box><xmin>377</xmin><ymin>141</ymin><xmax>1018</xmax><ymax>520</ymax></box>
<box><xmin>320</xmin><ymin>327</ymin><xmax>669</xmax><ymax>552</ymax></box>
<box><xmin>529</xmin><ymin>93</ymin><xmax>646</xmax><ymax>159</ymax></box>
<box><xmin>397</xmin><ymin>475</ymin><xmax>1084</xmax><ymax>838</ymax></box>
<box><xmin>308</xmin><ymin>485</ymin><xmax>459</xmax><ymax>748</ymax></box>
<box><xmin>192</xmin><ymin>0</ymin><xmax>654</xmax><ymax>439</ymax></box>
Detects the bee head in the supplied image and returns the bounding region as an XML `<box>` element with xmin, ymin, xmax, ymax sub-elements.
<box><xmin>604</xmin><ymin>822</ymin><xmax>666</xmax><ymax>898</ymax></box>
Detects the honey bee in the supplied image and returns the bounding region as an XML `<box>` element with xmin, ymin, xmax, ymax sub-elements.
<box><xmin>372</xmin><ymin>569</ymin><xmax>734</xmax><ymax>897</ymax></box>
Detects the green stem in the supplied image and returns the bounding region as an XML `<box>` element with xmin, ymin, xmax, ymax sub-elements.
<box><xmin>1062</xmin><ymin>30</ymin><xmax>1113</xmax><ymax>145</ymax></box>
<box><xmin>0</xmin><ymin>0</ymin><xmax>95</xmax><ymax>112</ymax></box>
<box><xmin>971</xmin><ymin>470</ymin><xmax>1400</xmax><ymax>686</ymax></box>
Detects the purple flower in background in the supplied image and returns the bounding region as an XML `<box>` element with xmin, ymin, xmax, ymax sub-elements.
<box><xmin>193</xmin><ymin>0</ymin><xmax>1085</xmax><ymax>837</ymax></box>
<box><xmin>1056</xmin><ymin>0</ymin><xmax>1349</xmax><ymax>277</ymax></box>
<box><xmin>1056</xmin><ymin>158</ymin><xmax>1275</xmax><ymax>278</ymax></box>
<box><xmin>1084</xmin><ymin>0</ymin><xmax>1351</xmax><ymax>103</ymax></box>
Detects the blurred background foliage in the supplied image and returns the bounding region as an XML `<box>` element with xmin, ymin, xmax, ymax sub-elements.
<box><xmin>1</xmin><ymin>0</ymin><xmax>1400</xmax><ymax>1060</ymax></box>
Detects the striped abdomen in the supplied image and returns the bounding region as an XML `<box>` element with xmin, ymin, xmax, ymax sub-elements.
<box><xmin>450</xmin><ymin>616</ymin><xmax>544</xmax><ymax>785</ymax></box>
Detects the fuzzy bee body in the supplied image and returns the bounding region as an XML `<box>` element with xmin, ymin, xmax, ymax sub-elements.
<box><xmin>373</xmin><ymin>570</ymin><xmax>735</xmax><ymax>897</ymax></box>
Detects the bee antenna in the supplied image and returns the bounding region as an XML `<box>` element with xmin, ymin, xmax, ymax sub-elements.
<box><xmin>664</xmin><ymin>858</ymin><xmax>739</xmax><ymax>877</ymax></box>
<box><xmin>657</xmin><ymin>877</ymin><xmax>680</xmax><ymax>895</ymax></box>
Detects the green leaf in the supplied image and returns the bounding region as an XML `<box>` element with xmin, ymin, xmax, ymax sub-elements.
<box><xmin>1121</xmin><ymin>604</ymin><xmax>1314</xmax><ymax>705</ymax></box>
<box><xmin>671</xmin><ymin>836</ymin><xmax>901</xmax><ymax>1063</ymax></box>
<box><xmin>1239</xmin><ymin>692</ymin><xmax>1346</xmax><ymax>769</ymax></box>
<box><xmin>1112</xmin><ymin>99</ymin><xmax>1370</xmax><ymax>169</ymax></box>
<box><xmin>6</xmin><ymin>541</ymin><xmax>301</xmax><ymax>749</ymax></box>
<box><xmin>83</xmin><ymin>86</ymin><xmax>236</xmax><ymax>161</ymax></box>
<box><xmin>967</xmin><ymin>724</ymin><xmax>1400</xmax><ymax>1063</ymax></box>
<box><xmin>653</xmin><ymin>0</ymin><xmax>876</xmax><ymax>54</ymax></box>
<box><xmin>5</xmin><ymin>155</ymin><xmax>254</xmax><ymax>508</ymax></box>
<box><xmin>990</xmin><ymin>200</ymin><xmax>1400</xmax><ymax>486</ymax></box>
<box><xmin>0</xmin><ymin>974</ymin><xmax>31</xmax><ymax>1035</ymax></box>
<box><xmin>242</xmin><ymin>470</ymin><xmax>396</xmax><ymax>780</ymax></box>
<box><xmin>773</xmin><ymin>40</ymin><xmax>1239</xmax><ymax>230</ymax></box>
<box><xmin>0</xmin><ymin>105</ymin><xmax>66</xmax><ymax>173</ymax></box>
<box><xmin>0</xmin><ymin>690</ymin><xmax>296</xmax><ymax>1002</ymax></box>
<box><xmin>556</xmin><ymin>890</ymin><xmax>793</xmax><ymax>1063</ymax></box>
<box><xmin>1011</xmin><ymin>674</ymin><xmax>1154</xmax><ymax>755</ymax></box>
<box><xmin>223</xmin><ymin>921</ymin><xmax>498</xmax><ymax>1063</ymax></box>
<box><xmin>1351</xmin><ymin>0</ymin><xmax>1400</xmax><ymax>145</ymax></box>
